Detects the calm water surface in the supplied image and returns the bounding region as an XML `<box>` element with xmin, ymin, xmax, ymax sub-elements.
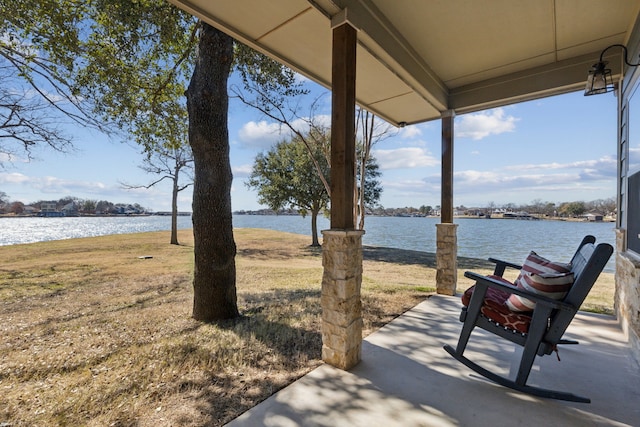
<box><xmin>233</xmin><ymin>215</ymin><xmax>617</xmax><ymax>272</ymax></box>
<box><xmin>0</xmin><ymin>215</ymin><xmax>194</xmax><ymax>246</ymax></box>
<box><xmin>0</xmin><ymin>214</ymin><xmax>616</xmax><ymax>271</ymax></box>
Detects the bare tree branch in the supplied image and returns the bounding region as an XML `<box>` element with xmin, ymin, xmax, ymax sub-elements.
<box><xmin>0</xmin><ymin>44</ymin><xmax>107</xmax><ymax>131</ymax></box>
<box><xmin>121</xmin><ymin>144</ymin><xmax>193</xmax><ymax>244</ymax></box>
<box><xmin>231</xmin><ymin>85</ymin><xmax>332</xmax><ymax>197</ymax></box>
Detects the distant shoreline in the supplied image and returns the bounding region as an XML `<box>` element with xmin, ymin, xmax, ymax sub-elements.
<box><xmin>0</xmin><ymin>211</ymin><xmax>615</xmax><ymax>223</ymax></box>
<box><xmin>0</xmin><ymin>212</ymin><xmax>192</xmax><ymax>218</ymax></box>
<box><xmin>233</xmin><ymin>211</ymin><xmax>616</xmax><ymax>223</ymax></box>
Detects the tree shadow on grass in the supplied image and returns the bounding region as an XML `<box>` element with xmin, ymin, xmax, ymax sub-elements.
<box><xmin>362</xmin><ymin>245</ymin><xmax>495</xmax><ymax>271</ymax></box>
<box><xmin>184</xmin><ymin>248</ymin><xmax>494</xmax><ymax>425</ymax></box>
<box><xmin>232</xmin><ymin>288</ymin><xmax>323</xmax><ymax>356</ymax></box>
<box><xmin>191</xmin><ymin>288</ymin><xmax>323</xmax><ymax>425</ymax></box>
<box><xmin>238</xmin><ymin>244</ymin><xmax>322</xmax><ymax>261</ymax></box>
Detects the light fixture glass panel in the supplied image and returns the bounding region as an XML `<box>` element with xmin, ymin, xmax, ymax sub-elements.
<box><xmin>585</xmin><ymin>62</ymin><xmax>614</xmax><ymax>96</ymax></box>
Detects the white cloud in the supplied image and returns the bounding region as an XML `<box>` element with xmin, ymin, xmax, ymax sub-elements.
<box><xmin>380</xmin><ymin>166</ymin><xmax>553</xmax><ymax>207</ymax></box>
<box><xmin>403</xmin><ymin>159</ymin><xmax>615</xmax><ymax>206</ymax></box>
<box><xmin>449</xmin><ymin>168</ymin><xmax>612</xmax><ymax>199</ymax></box>
<box><xmin>237</xmin><ymin>121</ymin><xmax>285</xmax><ymax>148</ymax></box>
<box><xmin>504</xmin><ymin>156</ymin><xmax>617</xmax><ymax>179</ymax></box>
<box><xmin>236</xmin><ymin>115</ymin><xmax>332</xmax><ymax>150</ymax></box>
<box><xmin>454</xmin><ymin>170</ymin><xmax>504</xmax><ymax>184</ymax></box>
<box><xmin>0</xmin><ymin>172</ymin><xmax>31</xmax><ymax>184</ymax></box>
<box><xmin>375</xmin><ymin>178</ymin><xmax>440</xmax><ymax>206</ymax></box>
<box><xmin>33</xmin><ymin>176</ymin><xmax>108</xmax><ymax>194</ymax></box>
<box><xmin>0</xmin><ymin>172</ymin><xmax>113</xmax><ymax>196</ymax></box>
<box><xmin>456</xmin><ymin>108</ymin><xmax>518</xmax><ymax>140</ymax></box>
<box><xmin>506</xmin><ymin>156</ymin><xmax>615</xmax><ymax>170</ymax></box>
<box><xmin>0</xmin><ymin>153</ymin><xmax>29</xmax><ymax>163</ymax></box>
<box><xmin>232</xmin><ymin>164</ymin><xmax>253</xmax><ymax>178</ymax></box>
<box><xmin>399</xmin><ymin>125</ymin><xmax>422</xmax><ymax>139</ymax></box>
<box><xmin>287</xmin><ymin>115</ymin><xmax>332</xmax><ymax>136</ymax></box>
<box><xmin>373</xmin><ymin>147</ymin><xmax>438</xmax><ymax>170</ymax></box>
<box><xmin>309</xmin><ymin>114</ymin><xmax>332</xmax><ymax>129</ymax></box>
<box><xmin>383</xmin><ymin>178</ymin><xmax>436</xmax><ymax>192</ymax></box>
<box><xmin>455</xmin><ymin>170</ymin><xmax>574</xmax><ymax>188</ymax></box>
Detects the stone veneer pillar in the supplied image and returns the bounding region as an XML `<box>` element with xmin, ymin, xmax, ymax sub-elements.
<box><xmin>321</xmin><ymin>229</ymin><xmax>365</xmax><ymax>370</ymax></box>
<box><xmin>436</xmin><ymin>223</ymin><xmax>458</xmax><ymax>295</ymax></box>
<box><xmin>615</xmin><ymin>229</ymin><xmax>640</xmax><ymax>367</ymax></box>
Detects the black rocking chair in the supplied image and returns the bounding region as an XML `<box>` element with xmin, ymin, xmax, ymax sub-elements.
<box><xmin>444</xmin><ymin>235</ymin><xmax>613</xmax><ymax>403</ymax></box>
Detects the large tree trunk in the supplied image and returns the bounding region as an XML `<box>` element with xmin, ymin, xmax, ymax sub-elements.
<box><xmin>186</xmin><ymin>23</ymin><xmax>239</xmax><ymax>321</ymax></box>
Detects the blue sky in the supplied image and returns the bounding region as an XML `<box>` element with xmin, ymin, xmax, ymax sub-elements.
<box><xmin>0</xmin><ymin>75</ymin><xmax>632</xmax><ymax>213</ymax></box>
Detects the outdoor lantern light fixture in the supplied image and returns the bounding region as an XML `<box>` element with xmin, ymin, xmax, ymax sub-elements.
<box><xmin>585</xmin><ymin>44</ymin><xmax>640</xmax><ymax>96</ymax></box>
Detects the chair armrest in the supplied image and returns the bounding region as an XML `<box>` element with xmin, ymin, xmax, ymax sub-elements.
<box><xmin>464</xmin><ymin>271</ymin><xmax>575</xmax><ymax>312</ymax></box>
<box><xmin>487</xmin><ymin>257</ymin><xmax>522</xmax><ymax>277</ymax></box>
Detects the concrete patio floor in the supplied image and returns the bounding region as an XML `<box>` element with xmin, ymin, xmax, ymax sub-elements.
<box><xmin>227</xmin><ymin>294</ymin><xmax>640</xmax><ymax>427</ymax></box>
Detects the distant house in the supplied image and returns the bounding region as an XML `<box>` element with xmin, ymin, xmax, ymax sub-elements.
<box><xmin>61</xmin><ymin>202</ymin><xmax>79</xmax><ymax>216</ymax></box>
<box><xmin>41</xmin><ymin>202</ymin><xmax>57</xmax><ymax>213</ymax></box>
<box><xmin>23</xmin><ymin>205</ymin><xmax>37</xmax><ymax>215</ymax></box>
<box><xmin>39</xmin><ymin>202</ymin><xmax>64</xmax><ymax>217</ymax></box>
<box><xmin>584</xmin><ymin>213</ymin><xmax>604</xmax><ymax>222</ymax></box>
<box><xmin>503</xmin><ymin>211</ymin><xmax>531</xmax><ymax>219</ymax></box>
<box><xmin>113</xmin><ymin>204</ymin><xmax>146</xmax><ymax>215</ymax></box>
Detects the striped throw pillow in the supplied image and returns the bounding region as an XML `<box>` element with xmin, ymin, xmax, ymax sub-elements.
<box><xmin>506</xmin><ymin>251</ymin><xmax>574</xmax><ymax>312</ymax></box>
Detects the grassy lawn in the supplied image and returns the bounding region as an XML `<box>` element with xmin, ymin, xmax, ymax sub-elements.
<box><xmin>0</xmin><ymin>228</ymin><xmax>614</xmax><ymax>426</ymax></box>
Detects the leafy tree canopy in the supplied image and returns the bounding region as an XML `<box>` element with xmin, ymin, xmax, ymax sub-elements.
<box><xmin>3</xmin><ymin>0</ymin><xmax>317</xmax><ymax>320</ymax></box>
<box><xmin>248</xmin><ymin>135</ymin><xmax>330</xmax><ymax>215</ymax></box>
<box><xmin>0</xmin><ymin>0</ymin><xmax>198</xmax><ymax>159</ymax></box>
<box><xmin>247</xmin><ymin>133</ymin><xmax>329</xmax><ymax>246</ymax></box>
<box><xmin>357</xmin><ymin>146</ymin><xmax>382</xmax><ymax>211</ymax></box>
<box><xmin>247</xmin><ymin>128</ymin><xmax>383</xmax><ymax>244</ymax></box>
<box><xmin>559</xmin><ymin>201</ymin><xmax>587</xmax><ymax>217</ymax></box>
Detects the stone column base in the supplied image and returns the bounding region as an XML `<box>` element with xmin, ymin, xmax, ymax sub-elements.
<box><xmin>321</xmin><ymin>229</ymin><xmax>364</xmax><ymax>370</ymax></box>
<box><xmin>615</xmin><ymin>229</ymin><xmax>640</xmax><ymax>368</ymax></box>
<box><xmin>436</xmin><ymin>223</ymin><xmax>458</xmax><ymax>295</ymax></box>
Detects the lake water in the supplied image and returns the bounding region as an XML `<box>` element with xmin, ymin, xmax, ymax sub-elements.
<box><xmin>0</xmin><ymin>214</ymin><xmax>617</xmax><ymax>271</ymax></box>
<box><xmin>234</xmin><ymin>215</ymin><xmax>617</xmax><ymax>272</ymax></box>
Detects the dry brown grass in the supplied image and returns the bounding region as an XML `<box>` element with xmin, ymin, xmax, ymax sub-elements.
<box><xmin>0</xmin><ymin>228</ymin><xmax>614</xmax><ymax>426</ymax></box>
<box><xmin>0</xmin><ymin>229</ymin><xmax>431</xmax><ymax>426</ymax></box>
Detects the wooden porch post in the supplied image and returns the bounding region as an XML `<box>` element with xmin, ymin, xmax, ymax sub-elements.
<box><xmin>441</xmin><ymin>111</ymin><xmax>454</xmax><ymax>224</ymax></box>
<box><xmin>330</xmin><ymin>22</ymin><xmax>356</xmax><ymax>230</ymax></box>
<box><xmin>436</xmin><ymin>110</ymin><xmax>458</xmax><ymax>295</ymax></box>
<box><xmin>321</xmin><ymin>18</ymin><xmax>363</xmax><ymax>370</ymax></box>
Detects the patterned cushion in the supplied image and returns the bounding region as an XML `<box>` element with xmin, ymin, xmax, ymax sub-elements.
<box><xmin>461</xmin><ymin>277</ymin><xmax>532</xmax><ymax>334</ymax></box>
<box><xmin>461</xmin><ymin>275</ymin><xmax>513</xmax><ymax>308</ymax></box>
<box><xmin>506</xmin><ymin>251</ymin><xmax>573</xmax><ymax>312</ymax></box>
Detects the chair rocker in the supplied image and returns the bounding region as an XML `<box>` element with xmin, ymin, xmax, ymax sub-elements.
<box><xmin>444</xmin><ymin>235</ymin><xmax>613</xmax><ymax>403</ymax></box>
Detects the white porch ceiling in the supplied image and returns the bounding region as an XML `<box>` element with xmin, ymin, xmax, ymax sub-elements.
<box><xmin>169</xmin><ymin>0</ymin><xmax>640</xmax><ymax>126</ymax></box>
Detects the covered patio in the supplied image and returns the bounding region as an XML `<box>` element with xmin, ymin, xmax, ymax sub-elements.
<box><xmin>228</xmin><ymin>294</ymin><xmax>640</xmax><ymax>426</ymax></box>
<box><xmin>169</xmin><ymin>0</ymin><xmax>640</xmax><ymax>409</ymax></box>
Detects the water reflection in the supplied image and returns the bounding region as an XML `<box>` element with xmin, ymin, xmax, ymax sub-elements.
<box><xmin>1</xmin><ymin>214</ymin><xmax>616</xmax><ymax>272</ymax></box>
